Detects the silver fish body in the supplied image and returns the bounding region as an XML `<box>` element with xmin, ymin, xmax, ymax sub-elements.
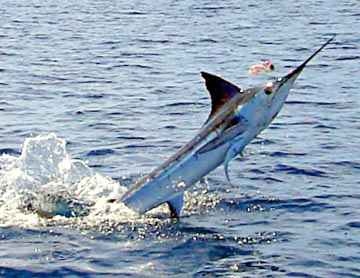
<box><xmin>120</xmin><ymin>36</ymin><xmax>334</xmax><ymax>218</ymax></box>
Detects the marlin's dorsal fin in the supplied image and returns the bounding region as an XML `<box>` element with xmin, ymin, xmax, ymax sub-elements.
<box><xmin>201</xmin><ymin>71</ymin><xmax>242</xmax><ymax>119</ymax></box>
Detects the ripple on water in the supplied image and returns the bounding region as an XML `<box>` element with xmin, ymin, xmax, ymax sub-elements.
<box><xmin>87</xmin><ymin>149</ymin><xmax>116</xmax><ymax>156</ymax></box>
<box><xmin>219</xmin><ymin>197</ymin><xmax>333</xmax><ymax>214</ymax></box>
<box><xmin>273</xmin><ymin>164</ymin><xmax>329</xmax><ymax>178</ymax></box>
<box><xmin>0</xmin><ymin>148</ymin><xmax>20</xmax><ymax>156</ymax></box>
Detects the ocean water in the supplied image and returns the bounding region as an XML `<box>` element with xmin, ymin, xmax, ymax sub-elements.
<box><xmin>1</xmin><ymin>0</ymin><xmax>359</xmax><ymax>277</ymax></box>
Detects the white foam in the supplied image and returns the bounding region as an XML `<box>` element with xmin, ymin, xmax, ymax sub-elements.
<box><xmin>0</xmin><ymin>133</ymin><xmax>220</xmax><ymax>229</ymax></box>
<box><xmin>0</xmin><ymin>133</ymin><xmax>128</xmax><ymax>228</ymax></box>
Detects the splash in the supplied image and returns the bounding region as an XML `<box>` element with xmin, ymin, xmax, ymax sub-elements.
<box><xmin>0</xmin><ymin>133</ymin><xmax>220</xmax><ymax>230</ymax></box>
<box><xmin>0</xmin><ymin>133</ymin><xmax>130</xmax><ymax>227</ymax></box>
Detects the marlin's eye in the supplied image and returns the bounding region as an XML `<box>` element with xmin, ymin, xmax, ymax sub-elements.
<box><xmin>264</xmin><ymin>81</ymin><xmax>273</xmax><ymax>95</ymax></box>
<box><xmin>264</xmin><ymin>88</ymin><xmax>272</xmax><ymax>95</ymax></box>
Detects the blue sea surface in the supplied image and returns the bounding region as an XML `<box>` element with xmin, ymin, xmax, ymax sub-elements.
<box><xmin>1</xmin><ymin>0</ymin><xmax>360</xmax><ymax>277</ymax></box>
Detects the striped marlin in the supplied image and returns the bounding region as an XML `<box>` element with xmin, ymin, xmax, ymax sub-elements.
<box><xmin>116</xmin><ymin>37</ymin><xmax>334</xmax><ymax>218</ymax></box>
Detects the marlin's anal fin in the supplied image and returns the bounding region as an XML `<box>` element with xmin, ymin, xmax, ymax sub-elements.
<box><xmin>167</xmin><ymin>193</ymin><xmax>184</xmax><ymax>218</ymax></box>
<box><xmin>201</xmin><ymin>72</ymin><xmax>242</xmax><ymax>120</ymax></box>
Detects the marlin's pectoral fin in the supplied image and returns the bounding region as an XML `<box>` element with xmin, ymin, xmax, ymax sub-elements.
<box><xmin>224</xmin><ymin>158</ymin><xmax>233</xmax><ymax>187</ymax></box>
<box><xmin>224</xmin><ymin>140</ymin><xmax>245</xmax><ymax>186</ymax></box>
<box><xmin>197</xmin><ymin>120</ymin><xmax>248</xmax><ymax>155</ymax></box>
<box><xmin>167</xmin><ymin>193</ymin><xmax>184</xmax><ymax>218</ymax></box>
